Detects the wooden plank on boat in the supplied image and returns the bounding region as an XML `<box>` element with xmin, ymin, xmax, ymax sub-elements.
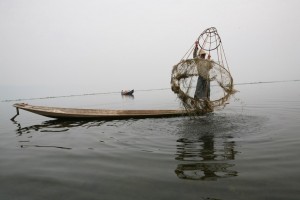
<box><xmin>13</xmin><ymin>103</ymin><xmax>186</xmax><ymax>120</ymax></box>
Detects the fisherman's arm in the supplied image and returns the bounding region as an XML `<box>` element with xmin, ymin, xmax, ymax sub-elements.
<box><xmin>193</xmin><ymin>41</ymin><xmax>199</xmax><ymax>58</ymax></box>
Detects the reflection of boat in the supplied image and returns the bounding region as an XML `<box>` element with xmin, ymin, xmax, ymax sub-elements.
<box><xmin>121</xmin><ymin>93</ymin><xmax>134</xmax><ymax>100</ymax></box>
<box><xmin>13</xmin><ymin>119</ymin><xmax>104</xmax><ymax>135</ymax></box>
<box><xmin>121</xmin><ymin>89</ymin><xmax>134</xmax><ymax>95</ymax></box>
<box><xmin>12</xmin><ymin>103</ymin><xmax>185</xmax><ymax>120</ymax></box>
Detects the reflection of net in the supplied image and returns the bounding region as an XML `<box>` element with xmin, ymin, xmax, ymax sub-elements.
<box><xmin>171</xmin><ymin>27</ymin><xmax>235</xmax><ymax>115</ymax></box>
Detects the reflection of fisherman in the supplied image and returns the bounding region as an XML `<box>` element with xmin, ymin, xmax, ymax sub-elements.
<box><xmin>193</xmin><ymin>41</ymin><xmax>212</xmax><ymax>100</ymax></box>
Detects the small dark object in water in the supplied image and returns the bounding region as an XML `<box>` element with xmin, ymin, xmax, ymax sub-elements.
<box><xmin>121</xmin><ymin>89</ymin><xmax>134</xmax><ymax>95</ymax></box>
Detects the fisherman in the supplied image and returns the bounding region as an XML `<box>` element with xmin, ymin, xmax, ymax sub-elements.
<box><xmin>193</xmin><ymin>41</ymin><xmax>212</xmax><ymax>100</ymax></box>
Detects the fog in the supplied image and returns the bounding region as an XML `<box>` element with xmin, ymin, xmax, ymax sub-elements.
<box><xmin>1</xmin><ymin>0</ymin><xmax>299</xmax><ymax>94</ymax></box>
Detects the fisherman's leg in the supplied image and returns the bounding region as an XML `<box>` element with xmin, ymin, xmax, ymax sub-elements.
<box><xmin>201</xmin><ymin>78</ymin><xmax>209</xmax><ymax>101</ymax></box>
<box><xmin>194</xmin><ymin>76</ymin><xmax>205</xmax><ymax>99</ymax></box>
<box><xmin>194</xmin><ymin>76</ymin><xmax>202</xmax><ymax>98</ymax></box>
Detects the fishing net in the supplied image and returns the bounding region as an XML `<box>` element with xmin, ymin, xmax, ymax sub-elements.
<box><xmin>171</xmin><ymin>27</ymin><xmax>236</xmax><ymax>115</ymax></box>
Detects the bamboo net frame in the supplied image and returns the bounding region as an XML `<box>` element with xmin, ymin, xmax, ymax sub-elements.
<box><xmin>171</xmin><ymin>27</ymin><xmax>236</xmax><ymax>115</ymax></box>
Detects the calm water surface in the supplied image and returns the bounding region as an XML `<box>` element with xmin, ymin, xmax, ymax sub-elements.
<box><xmin>1</xmin><ymin>82</ymin><xmax>300</xmax><ymax>200</ymax></box>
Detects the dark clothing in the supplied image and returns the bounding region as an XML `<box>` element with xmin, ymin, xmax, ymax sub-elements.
<box><xmin>193</xmin><ymin>46</ymin><xmax>210</xmax><ymax>100</ymax></box>
<box><xmin>194</xmin><ymin>76</ymin><xmax>210</xmax><ymax>100</ymax></box>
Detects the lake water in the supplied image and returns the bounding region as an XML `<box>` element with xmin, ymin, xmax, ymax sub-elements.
<box><xmin>1</xmin><ymin>81</ymin><xmax>300</xmax><ymax>200</ymax></box>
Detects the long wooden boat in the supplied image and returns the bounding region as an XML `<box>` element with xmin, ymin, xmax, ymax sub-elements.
<box><xmin>12</xmin><ymin>103</ymin><xmax>186</xmax><ymax>120</ymax></box>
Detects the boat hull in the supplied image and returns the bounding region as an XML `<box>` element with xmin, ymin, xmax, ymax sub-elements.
<box><xmin>13</xmin><ymin>103</ymin><xmax>186</xmax><ymax>120</ymax></box>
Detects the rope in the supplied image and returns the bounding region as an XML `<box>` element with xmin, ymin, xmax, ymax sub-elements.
<box><xmin>2</xmin><ymin>80</ymin><xmax>300</xmax><ymax>103</ymax></box>
<box><xmin>180</xmin><ymin>43</ymin><xmax>195</xmax><ymax>61</ymax></box>
<box><xmin>220</xmin><ymin>43</ymin><xmax>230</xmax><ymax>72</ymax></box>
<box><xmin>200</xmin><ymin>34</ymin><xmax>209</xmax><ymax>52</ymax></box>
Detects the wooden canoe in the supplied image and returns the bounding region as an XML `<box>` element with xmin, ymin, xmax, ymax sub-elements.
<box><xmin>12</xmin><ymin>103</ymin><xmax>186</xmax><ymax>120</ymax></box>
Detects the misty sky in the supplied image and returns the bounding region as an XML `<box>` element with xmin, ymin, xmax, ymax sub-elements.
<box><xmin>1</xmin><ymin>0</ymin><xmax>300</xmax><ymax>93</ymax></box>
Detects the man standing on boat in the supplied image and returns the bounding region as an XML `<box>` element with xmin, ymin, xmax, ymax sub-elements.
<box><xmin>193</xmin><ymin>41</ymin><xmax>212</xmax><ymax>101</ymax></box>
